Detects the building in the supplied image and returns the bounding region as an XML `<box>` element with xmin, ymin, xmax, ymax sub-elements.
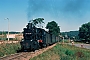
<box><xmin>6</xmin><ymin>34</ymin><xmax>23</xmax><ymax>40</ymax></box>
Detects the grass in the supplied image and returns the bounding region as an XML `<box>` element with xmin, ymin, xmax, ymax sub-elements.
<box><xmin>0</xmin><ymin>43</ymin><xmax>21</xmax><ymax>57</ymax></box>
<box><xmin>30</xmin><ymin>43</ymin><xmax>90</xmax><ymax>60</ymax></box>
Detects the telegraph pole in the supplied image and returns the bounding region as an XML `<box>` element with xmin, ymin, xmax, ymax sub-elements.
<box><xmin>5</xmin><ymin>18</ymin><xmax>9</xmax><ymax>41</ymax></box>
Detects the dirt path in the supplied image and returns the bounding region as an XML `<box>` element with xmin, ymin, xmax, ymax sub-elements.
<box><xmin>68</xmin><ymin>43</ymin><xmax>90</xmax><ymax>49</ymax></box>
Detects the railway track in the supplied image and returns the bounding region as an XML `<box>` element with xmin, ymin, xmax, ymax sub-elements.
<box><xmin>0</xmin><ymin>41</ymin><xmax>19</xmax><ymax>44</ymax></box>
<box><xmin>0</xmin><ymin>52</ymin><xmax>29</xmax><ymax>60</ymax></box>
<box><xmin>0</xmin><ymin>43</ymin><xmax>56</xmax><ymax>60</ymax></box>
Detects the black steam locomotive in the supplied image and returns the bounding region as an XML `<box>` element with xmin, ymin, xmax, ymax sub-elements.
<box><xmin>20</xmin><ymin>22</ymin><xmax>60</xmax><ymax>51</ymax></box>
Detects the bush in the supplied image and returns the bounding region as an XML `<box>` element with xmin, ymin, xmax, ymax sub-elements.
<box><xmin>0</xmin><ymin>43</ymin><xmax>21</xmax><ymax>57</ymax></box>
<box><xmin>75</xmin><ymin>51</ymin><xmax>84</xmax><ymax>58</ymax></box>
<box><xmin>65</xmin><ymin>50</ymin><xmax>74</xmax><ymax>56</ymax></box>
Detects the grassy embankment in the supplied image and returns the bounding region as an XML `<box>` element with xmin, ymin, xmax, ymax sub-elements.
<box><xmin>0</xmin><ymin>43</ymin><xmax>21</xmax><ymax>57</ymax></box>
<box><xmin>30</xmin><ymin>43</ymin><xmax>90</xmax><ymax>60</ymax></box>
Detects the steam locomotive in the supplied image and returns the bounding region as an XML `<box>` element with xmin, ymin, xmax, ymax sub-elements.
<box><xmin>20</xmin><ymin>22</ymin><xmax>60</xmax><ymax>51</ymax></box>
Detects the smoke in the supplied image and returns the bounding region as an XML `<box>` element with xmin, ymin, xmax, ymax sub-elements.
<box><xmin>63</xmin><ymin>0</ymin><xmax>84</xmax><ymax>12</ymax></box>
<box><xmin>27</xmin><ymin>0</ymin><xmax>90</xmax><ymax>31</ymax></box>
<box><xmin>27</xmin><ymin>0</ymin><xmax>48</xmax><ymax>19</ymax></box>
<box><xmin>27</xmin><ymin>0</ymin><xmax>86</xmax><ymax>19</ymax></box>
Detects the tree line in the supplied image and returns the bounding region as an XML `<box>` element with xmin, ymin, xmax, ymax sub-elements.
<box><xmin>1</xmin><ymin>17</ymin><xmax>90</xmax><ymax>43</ymax></box>
<box><xmin>0</xmin><ymin>31</ymin><xmax>20</xmax><ymax>35</ymax></box>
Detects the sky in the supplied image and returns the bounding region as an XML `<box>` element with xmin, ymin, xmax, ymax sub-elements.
<box><xmin>0</xmin><ymin>0</ymin><xmax>90</xmax><ymax>32</ymax></box>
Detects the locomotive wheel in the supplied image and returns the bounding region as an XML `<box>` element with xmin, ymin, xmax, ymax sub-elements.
<box><xmin>43</xmin><ymin>44</ymin><xmax>47</xmax><ymax>48</ymax></box>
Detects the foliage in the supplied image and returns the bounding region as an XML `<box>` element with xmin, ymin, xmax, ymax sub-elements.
<box><xmin>79</xmin><ymin>22</ymin><xmax>90</xmax><ymax>41</ymax></box>
<box><xmin>46</xmin><ymin>21</ymin><xmax>60</xmax><ymax>36</ymax></box>
<box><xmin>30</xmin><ymin>43</ymin><xmax>90</xmax><ymax>60</ymax></box>
<box><xmin>0</xmin><ymin>43</ymin><xmax>21</xmax><ymax>57</ymax></box>
<box><xmin>31</xmin><ymin>18</ymin><xmax>44</xmax><ymax>26</ymax></box>
<box><xmin>65</xmin><ymin>50</ymin><xmax>74</xmax><ymax>56</ymax></box>
<box><xmin>61</xmin><ymin>31</ymin><xmax>79</xmax><ymax>39</ymax></box>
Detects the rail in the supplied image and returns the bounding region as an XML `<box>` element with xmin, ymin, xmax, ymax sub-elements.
<box><xmin>0</xmin><ymin>40</ymin><xmax>20</xmax><ymax>44</ymax></box>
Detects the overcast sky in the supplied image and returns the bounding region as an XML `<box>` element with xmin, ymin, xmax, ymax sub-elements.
<box><xmin>0</xmin><ymin>0</ymin><xmax>90</xmax><ymax>32</ymax></box>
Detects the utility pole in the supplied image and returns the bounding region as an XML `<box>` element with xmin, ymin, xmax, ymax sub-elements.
<box><xmin>5</xmin><ymin>18</ymin><xmax>9</xmax><ymax>41</ymax></box>
<box><xmin>2</xmin><ymin>31</ymin><xmax>3</xmax><ymax>40</ymax></box>
<box><xmin>63</xmin><ymin>37</ymin><xmax>64</xmax><ymax>44</ymax></box>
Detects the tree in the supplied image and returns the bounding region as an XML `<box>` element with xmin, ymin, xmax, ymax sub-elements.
<box><xmin>30</xmin><ymin>18</ymin><xmax>44</xmax><ymax>26</ymax></box>
<box><xmin>46</xmin><ymin>21</ymin><xmax>60</xmax><ymax>36</ymax></box>
<box><xmin>78</xmin><ymin>22</ymin><xmax>90</xmax><ymax>41</ymax></box>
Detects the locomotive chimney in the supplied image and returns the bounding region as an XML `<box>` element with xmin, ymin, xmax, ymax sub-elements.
<box><xmin>27</xmin><ymin>23</ymin><xmax>33</xmax><ymax>29</ymax></box>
